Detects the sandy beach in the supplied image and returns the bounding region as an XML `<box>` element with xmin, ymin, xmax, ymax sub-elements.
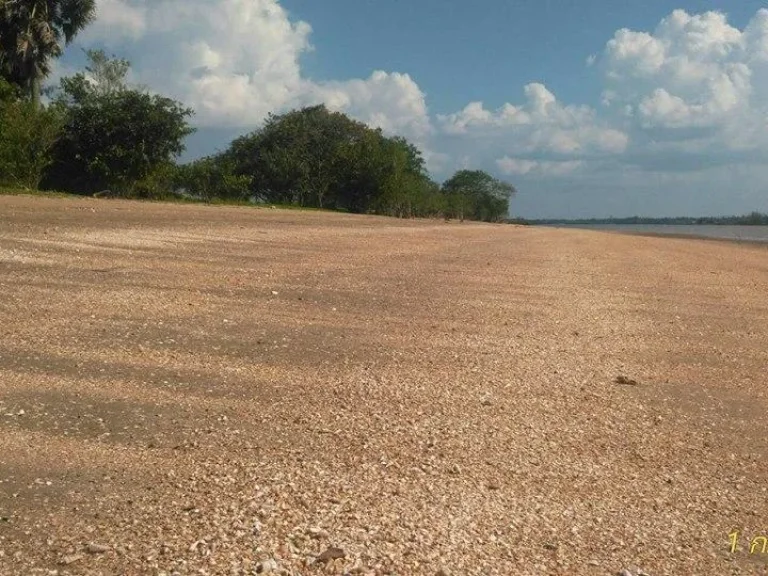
<box><xmin>1</xmin><ymin>195</ymin><xmax>767</xmax><ymax>576</ymax></box>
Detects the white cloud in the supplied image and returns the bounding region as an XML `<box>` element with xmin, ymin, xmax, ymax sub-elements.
<box><xmin>605</xmin><ymin>29</ymin><xmax>666</xmax><ymax>77</ymax></box>
<box><xmin>438</xmin><ymin>83</ymin><xmax>597</xmax><ymax>134</ymax></box>
<box><xmin>433</xmin><ymin>8</ymin><xmax>768</xmax><ymax>185</ymax></box>
<box><xmin>601</xmin><ymin>8</ymin><xmax>767</xmax><ymax>134</ymax></box>
<box><xmin>496</xmin><ymin>157</ymin><xmax>583</xmax><ymax>177</ymax></box>
<box><xmin>437</xmin><ymin>83</ymin><xmax>628</xmax><ymax>165</ymax></box>
<box><xmin>74</xmin><ymin>0</ymin><xmax>433</xmax><ymax>148</ymax></box>
<box><xmin>308</xmin><ymin>71</ymin><xmax>432</xmax><ymax>141</ymax></box>
<box><xmin>440</xmin><ymin>101</ymin><xmax>494</xmax><ymax>134</ymax></box>
<box><xmin>744</xmin><ymin>9</ymin><xmax>768</xmax><ymax>62</ymax></box>
<box><xmin>80</xmin><ymin>0</ymin><xmax>148</xmax><ymax>42</ymax></box>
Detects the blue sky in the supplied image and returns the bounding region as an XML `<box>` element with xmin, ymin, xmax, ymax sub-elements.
<box><xmin>57</xmin><ymin>1</ymin><xmax>768</xmax><ymax>218</ymax></box>
<box><xmin>281</xmin><ymin>0</ymin><xmax>765</xmax><ymax>111</ymax></box>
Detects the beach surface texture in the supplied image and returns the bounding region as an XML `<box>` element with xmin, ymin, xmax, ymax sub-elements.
<box><xmin>1</xmin><ymin>195</ymin><xmax>767</xmax><ymax>575</ymax></box>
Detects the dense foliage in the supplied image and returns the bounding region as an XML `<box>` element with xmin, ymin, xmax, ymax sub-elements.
<box><xmin>442</xmin><ymin>169</ymin><xmax>515</xmax><ymax>222</ymax></box>
<box><xmin>0</xmin><ymin>0</ymin><xmax>96</xmax><ymax>105</ymax></box>
<box><xmin>181</xmin><ymin>105</ymin><xmax>511</xmax><ymax>220</ymax></box>
<box><xmin>211</xmin><ymin>105</ymin><xmax>447</xmax><ymax>217</ymax></box>
<box><xmin>0</xmin><ymin>78</ymin><xmax>62</xmax><ymax>188</ymax></box>
<box><xmin>42</xmin><ymin>51</ymin><xmax>195</xmax><ymax>196</ymax></box>
<box><xmin>174</xmin><ymin>156</ymin><xmax>253</xmax><ymax>202</ymax></box>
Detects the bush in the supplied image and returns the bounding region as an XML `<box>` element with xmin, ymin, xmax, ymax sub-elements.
<box><xmin>174</xmin><ymin>157</ymin><xmax>253</xmax><ymax>202</ymax></box>
<box><xmin>128</xmin><ymin>162</ymin><xmax>182</xmax><ymax>199</ymax></box>
<box><xmin>42</xmin><ymin>54</ymin><xmax>194</xmax><ymax>195</ymax></box>
<box><xmin>0</xmin><ymin>80</ymin><xmax>63</xmax><ymax>189</ymax></box>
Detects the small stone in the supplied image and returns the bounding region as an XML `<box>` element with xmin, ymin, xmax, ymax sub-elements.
<box><xmin>256</xmin><ymin>558</ymin><xmax>278</xmax><ymax>573</ymax></box>
<box><xmin>435</xmin><ymin>568</ymin><xmax>451</xmax><ymax>576</ymax></box>
<box><xmin>86</xmin><ymin>543</ymin><xmax>110</xmax><ymax>554</ymax></box>
<box><xmin>308</xmin><ymin>527</ymin><xmax>328</xmax><ymax>539</ymax></box>
<box><xmin>615</xmin><ymin>375</ymin><xmax>639</xmax><ymax>386</ymax></box>
<box><xmin>487</xmin><ymin>480</ymin><xmax>500</xmax><ymax>490</ymax></box>
<box><xmin>252</xmin><ymin>519</ymin><xmax>263</xmax><ymax>534</ymax></box>
<box><xmin>618</xmin><ymin>570</ymin><xmax>634</xmax><ymax>576</ymax></box>
<box><xmin>316</xmin><ymin>547</ymin><xmax>345</xmax><ymax>563</ymax></box>
<box><xmin>59</xmin><ymin>553</ymin><xmax>84</xmax><ymax>565</ymax></box>
<box><xmin>481</xmin><ymin>398</ymin><xmax>492</xmax><ymax>406</ymax></box>
<box><xmin>189</xmin><ymin>539</ymin><xmax>205</xmax><ymax>552</ymax></box>
<box><xmin>448</xmin><ymin>464</ymin><xmax>461</xmax><ymax>475</ymax></box>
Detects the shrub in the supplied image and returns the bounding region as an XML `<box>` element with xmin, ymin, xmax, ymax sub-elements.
<box><xmin>0</xmin><ymin>80</ymin><xmax>63</xmax><ymax>189</ymax></box>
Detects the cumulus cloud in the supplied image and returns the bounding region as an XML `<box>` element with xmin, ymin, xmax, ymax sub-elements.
<box><xmin>600</xmin><ymin>8</ymin><xmax>768</xmax><ymax>138</ymax></box>
<box><xmin>308</xmin><ymin>71</ymin><xmax>432</xmax><ymax>141</ymax></box>
<box><xmin>437</xmin><ymin>83</ymin><xmax>628</xmax><ymax>172</ymax></box>
<box><xmin>439</xmin><ymin>83</ymin><xmax>595</xmax><ymax>135</ymax></box>
<box><xmin>496</xmin><ymin>157</ymin><xmax>583</xmax><ymax>177</ymax></box>
<box><xmin>73</xmin><ymin>0</ymin><xmax>433</xmax><ymax>152</ymax></box>
<box><xmin>442</xmin><ymin>7</ymin><xmax>768</xmax><ymax>186</ymax></box>
<box><xmin>437</xmin><ymin>8</ymin><xmax>768</xmax><ymax>182</ymax></box>
<box><xmin>80</xmin><ymin>0</ymin><xmax>148</xmax><ymax>42</ymax></box>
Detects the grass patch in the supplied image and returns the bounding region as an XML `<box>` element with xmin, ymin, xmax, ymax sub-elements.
<box><xmin>0</xmin><ymin>186</ymin><xmax>74</xmax><ymax>199</ymax></box>
<box><xmin>0</xmin><ymin>186</ymin><xmax>342</xmax><ymax>213</ymax></box>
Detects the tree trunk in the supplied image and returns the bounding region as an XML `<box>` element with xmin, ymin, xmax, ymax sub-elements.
<box><xmin>31</xmin><ymin>74</ymin><xmax>42</xmax><ymax>109</ymax></box>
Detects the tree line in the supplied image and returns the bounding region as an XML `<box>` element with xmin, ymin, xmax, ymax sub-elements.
<box><xmin>0</xmin><ymin>2</ymin><xmax>515</xmax><ymax>222</ymax></box>
<box><xmin>527</xmin><ymin>213</ymin><xmax>768</xmax><ymax>226</ymax></box>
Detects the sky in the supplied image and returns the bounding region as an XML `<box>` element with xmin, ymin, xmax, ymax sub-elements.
<box><xmin>54</xmin><ymin>0</ymin><xmax>768</xmax><ymax>218</ymax></box>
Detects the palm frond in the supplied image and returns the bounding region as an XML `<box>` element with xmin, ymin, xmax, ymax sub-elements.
<box><xmin>59</xmin><ymin>0</ymin><xmax>96</xmax><ymax>43</ymax></box>
<box><xmin>1</xmin><ymin>0</ymin><xmax>95</xmax><ymax>99</ymax></box>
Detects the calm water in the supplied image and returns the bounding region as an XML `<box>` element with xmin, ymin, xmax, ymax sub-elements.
<box><xmin>549</xmin><ymin>224</ymin><xmax>768</xmax><ymax>243</ymax></box>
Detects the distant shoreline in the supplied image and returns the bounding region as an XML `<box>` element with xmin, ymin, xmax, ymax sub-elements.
<box><xmin>517</xmin><ymin>212</ymin><xmax>768</xmax><ymax>226</ymax></box>
<box><xmin>550</xmin><ymin>225</ymin><xmax>768</xmax><ymax>246</ymax></box>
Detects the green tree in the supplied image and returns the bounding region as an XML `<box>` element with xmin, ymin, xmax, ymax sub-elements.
<box><xmin>408</xmin><ymin>177</ymin><xmax>446</xmax><ymax>218</ymax></box>
<box><xmin>0</xmin><ymin>78</ymin><xmax>62</xmax><ymax>188</ymax></box>
<box><xmin>374</xmin><ymin>137</ymin><xmax>425</xmax><ymax>217</ymax></box>
<box><xmin>222</xmin><ymin>104</ymin><xmax>443</xmax><ymax>217</ymax></box>
<box><xmin>333</xmin><ymin>127</ymin><xmax>395</xmax><ymax>213</ymax></box>
<box><xmin>43</xmin><ymin>52</ymin><xmax>195</xmax><ymax>196</ymax></box>
<box><xmin>442</xmin><ymin>169</ymin><xmax>516</xmax><ymax>222</ymax></box>
<box><xmin>0</xmin><ymin>0</ymin><xmax>96</xmax><ymax>105</ymax></box>
<box><xmin>80</xmin><ymin>48</ymin><xmax>132</xmax><ymax>97</ymax></box>
<box><xmin>742</xmin><ymin>211</ymin><xmax>768</xmax><ymax>225</ymax></box>
<box><xmin>174</xmin><ymin>156</ymin><xmax>253</xmax><ymax>202</ymax></box>
<box><xmin>225</xmin><ymin>105</ymin><xmax>371</xmax><ymax>208</ymax></box>
<box><xmin>0</xmin><ymin>74</ymin><xmax>18</xmax><ymax>102</ymax></box>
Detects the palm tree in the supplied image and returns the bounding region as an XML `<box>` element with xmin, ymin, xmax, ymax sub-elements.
<box><xmin>0</xmin><ymin>0</ymin><xmax>96</xmax><ymax>106</ymax></box>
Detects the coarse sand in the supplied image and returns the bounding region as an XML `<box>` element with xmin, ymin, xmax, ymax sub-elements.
<box><xmin>1</xmin><ymin>195</ymin><xmax>767</xmax><ymax>575</ymax></box>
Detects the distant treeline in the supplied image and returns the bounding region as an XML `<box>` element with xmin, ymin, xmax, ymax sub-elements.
<box><xmin>1</xmin><ymin>13</ymin><xmax>517</xmax><ymax>224</ymax></box>
<box><xmin>518</xmin><ymin>212</ymin><xmax>768</xmax><ymax>226</ymax></box>
<box><xmin>177</xmin><ymin>105</ymin><xmax>515</xmax><ymax>221</ymax></box>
